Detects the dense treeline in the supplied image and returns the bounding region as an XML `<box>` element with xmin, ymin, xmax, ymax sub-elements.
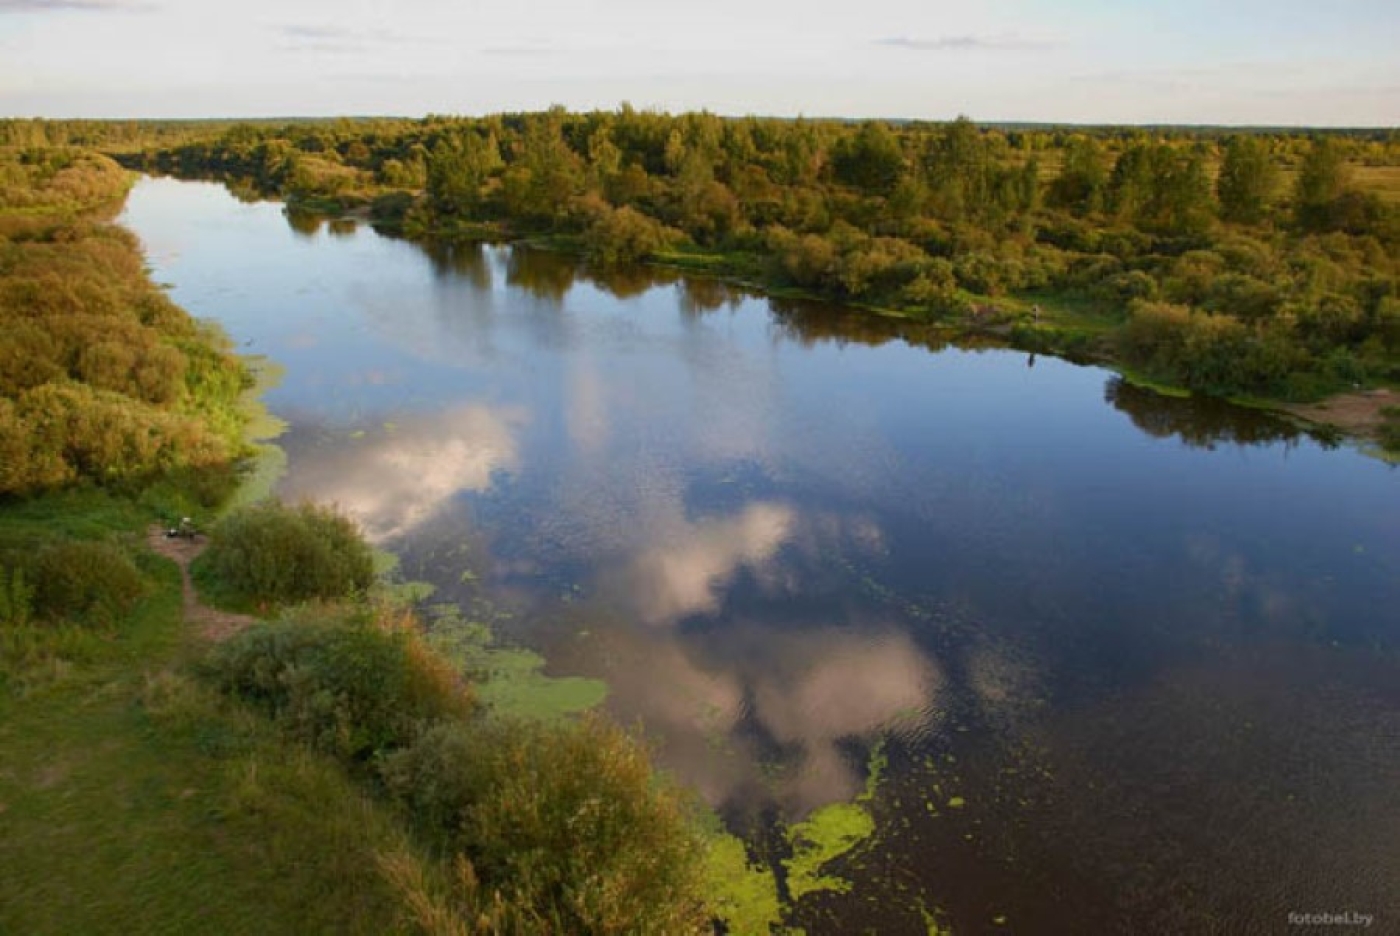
<box><xmin>135</xmin><ymin>109</ymin><xmax>1400</xmax><ymax>402</ymax></box>
<box><xmin>0</xmin><ymin>147</ymin><xmax>250</xmax><ymax>496</ymax></box>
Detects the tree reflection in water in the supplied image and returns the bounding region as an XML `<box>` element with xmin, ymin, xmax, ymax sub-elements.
<box><xmin>1103</xmin><ymin>376</ymin><xmax>1338</xmax><ymax>451</ymax></box>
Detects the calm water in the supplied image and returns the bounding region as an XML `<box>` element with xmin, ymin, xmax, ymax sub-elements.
<box><xmin>123</xmin><ymin>178</ymin><xmax>1400</xmax><ymax>935</ymax></box>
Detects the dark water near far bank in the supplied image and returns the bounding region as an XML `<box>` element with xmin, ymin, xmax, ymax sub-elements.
<box><xmin>123</xmin><ymin>178</ymin><xmax>1400</xmax><ymax>935</ymax></box>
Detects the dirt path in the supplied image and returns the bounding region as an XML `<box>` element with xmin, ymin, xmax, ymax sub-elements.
<box><xmin>146</xmin><ymin>526</ymin><xmax>257</xmax><ymax>642</ymax></box>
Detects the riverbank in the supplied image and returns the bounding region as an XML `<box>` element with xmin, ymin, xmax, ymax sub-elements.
<box><xmin>270</xmin><ymin>191</ymin><xmax>1399</xmax><ymax>458</ymax></box>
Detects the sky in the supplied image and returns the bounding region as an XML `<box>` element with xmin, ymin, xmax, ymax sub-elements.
<box><xmin>1</xmin><ymin>0</ymin><xmax>1397</xmax><ymax>125</ymax></box>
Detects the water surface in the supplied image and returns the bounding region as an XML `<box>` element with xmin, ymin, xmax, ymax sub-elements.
<box><xmin>124</xmin><ymin>178</ymin><xmax>1400</xmax><ymax>935</ymax></box>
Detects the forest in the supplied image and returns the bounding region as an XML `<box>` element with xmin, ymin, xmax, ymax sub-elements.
<box><xmin>72</xmin><ymin>109</ymin><xmax>1400</xmax><ymax>411</ymax></box>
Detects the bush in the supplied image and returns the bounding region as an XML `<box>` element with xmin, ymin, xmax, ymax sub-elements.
<box><xmin>1094</xmin><ymin>269</ymin><xmax>1159</xmax><ymax>303</ymax></box>
<box><xmin>584</xmin><ymin>205</ymin><xmax>680</xmax><ymax>266</ymax></box>
<box><xmin>382</xmin><ymin>715</ymin><xmax>710</xmax><ymax>935</ymax></box>
<box><xmin>31</xmin><ymin>539</ymin><xmax>146</xmax><ymax>627</ymax></box>
<box><xmin>203</xmin><ymin>500</ymin><xmax>374</xmax><ymax>606</ymax></box>
<box><xmin>205</xmin><ymin>610</ymin><xmax>471</xmax><ymax>764</ymax></box>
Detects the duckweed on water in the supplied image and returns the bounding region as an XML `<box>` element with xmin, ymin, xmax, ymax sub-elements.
<box><xmin>703</xmin><ymin>833</ymin><xmax>784</xmax><ymax>935</ymax></box>
<box><xmin>422</xmin><ymin>603</ymin><xmax>607</xmax><ymax>720</ymax></box>
<box><xmin>783</xmin><ymin>801</ymin><xmax>878</xmax><ymax>901</ymax></box>
<box><xmin>781</xmin><ymin>742</ymin><xmax>887</xmax><ymax>902</ymax></box>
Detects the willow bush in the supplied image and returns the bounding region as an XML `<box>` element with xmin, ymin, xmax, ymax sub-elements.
<box><xmin>202</xmin><ymin>500</ymin><xmax>374</xmax><ymax>607</ymax></box>
<box><xmin>31</xmin><ymin>539</ymin><xmax>146</xmax><ymax>628</ymax></box>
<box><xmin>205</xmin><ymin>608</ymin><xmax>471</xmax><ymax>764</ymax></box>
<box><xmin>381</xmin><ymin>715</ymin><xmax>710</xmax><ymax>935</ymax></box>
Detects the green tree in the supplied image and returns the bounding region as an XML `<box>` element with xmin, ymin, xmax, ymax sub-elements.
<box><xmin>426</xmin><ymin>132</ymin><xmax>500</xmax><ymax>217</ymax></box>
<box><xmin>1110</xmin><ymin>144</ymin><xmax>1213</xmax><ymax>235</ymax></box>
<box><xmin>501</xmin><ymin>114</ymin><xmax>584</xmax><ymax>226</ymax></box>
<box><xmin>1048</xmin><ymin>137</ymin><xmax>1107</xmax><ymax>216</ymax></box>
<box><xmin>1217</xmin><ymin>136</ymin><xmax>1277</xmax><ymax>225</ymax></box>
<box><xmin>922</xmin><ymin>116</ymin><xmax>992</xmax><ymax>222</ymax></box>
<box><xmin>1293</xmin><ymin>137</ymin><xmax>1352</xmax><ymax>231</ymax></box>
<box><xmin>831</xmin><ymin>121</ymin><xmax>905</xmax><ymax>196</ymax></box>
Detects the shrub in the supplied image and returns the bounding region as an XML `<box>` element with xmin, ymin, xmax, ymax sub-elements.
<box><xmin>1094</xmin><ymin>269</ymin><xmax>1159</xmax><ymax>303</ymax></box>
<box><xmin>205</xmin><ymin>610</ymin><xmax>471</xmax><ymax>764</ymax></box>
<box><xmin>31</xmin><ymin>539</ymin><xmax>146</xmax><ymax>627</ymax></box>
<box><xmin>382</xmin><ymin>715</ymin><xmax>710</xmax><ymax>935</ymax></box>
<box><xmin>203</xmin><ymin>500</ymin><xmax>375</xmax><ymax>606</ymax></box>
<box><xmin>584</xmin><ymin>205</ymin><xmax>679</xmax><ymax>266</ymax></box>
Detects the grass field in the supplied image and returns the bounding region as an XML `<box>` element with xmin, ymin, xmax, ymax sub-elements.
<box><xmin>0</xmin><ymin>497</ymin><xmax>425</xmax><ymax>935</ymax></box>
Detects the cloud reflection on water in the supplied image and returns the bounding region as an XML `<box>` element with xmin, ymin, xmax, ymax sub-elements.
<box><xmin>592</xmin><ymin>619</ymin><xmax>942</xmax><ymax>815</ymax></box>
<box><xmin>618</xmin><ymin>501</ymin><xmax>797</xmax><ymax>624</ymax></box>
<box><xmin>279</xmin><ymin>402</ymin><xmax>525</xmax><ymax>541</ymax></box>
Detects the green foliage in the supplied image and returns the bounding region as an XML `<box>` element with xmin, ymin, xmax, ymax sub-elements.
<box><xmin>381</xmin><ymin>715</ymin><xmax>711</xmax><ymax>935</ymax></box>
<box><xmin>1218</xmin><ymin>135</ymin><xmax>1278</xmax><ymax>225</ymax></box>
<box><xmin>0</xmin><ymin>565</ymin><xmax>34</xmax><ymax>626</ymax></box>
<box><xmin>1117</xmin><ymin>300</ymin><xmax>1302</xmax><ymax>397</ymax></box>
<box><xmin>1109</xmin><ymin>144</ymin><xmax>1214</xmax><ymax>235</ymax></box>
<box><xmin>831</xmin><ymin>121</ymin><xmax>905</xmax><ymax>195</ymax></box>
<box><xmin>205</xmin><ymin>609</ymin><xmax>471</xmax><ymax>764</ymax></box>
<box><xmin>1047</xmin><ymin>136</ymin><xmax>1108</xmax><ymax>216</ymax></box>
<box><xmin>31</xmin><ymin>539</ymin><xmax>147</xmax><ymax>628</ymax></box>
<box><xmin>201</xmin><ymin>500</ymin><xmax>375</xmax><ymax>607</ymax></box>
<box><xmin>584</xmin><ymin>204</ymin><xmax>681</xmax><ymax>266</ymax></box>
<box><xmin>1295</xmin><ymin>137</ymin><xmax>1353</xmax><ymax>231</ymax></box>
<box><xmin>2</xmin><ymin>617</ymin><xmax>418</xmax><ymax>935</ymax></box>
<box><xmin>0</xmin><ymin>149</ymin><xmax>249</xmax><ymax>497</ymax></box>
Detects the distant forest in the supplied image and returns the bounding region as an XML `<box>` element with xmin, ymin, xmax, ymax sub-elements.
<box><xmin>6</xmin><ymin>112</ymin><xmax>1398</xmax><ymax>407</ymax></box>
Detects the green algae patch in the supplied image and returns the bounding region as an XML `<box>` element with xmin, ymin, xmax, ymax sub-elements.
<box><xmin>470</xmin><ymin>645</ymin><xmax>607</xmax><ymax>720</ymax></box>
<box><xmin>238</xmin><ymin>356</ymin><xmax>289</xmax><ymax>441</ymax></box>
<box><xmin>220</xmin><ymin>356</ymin><xmax>289</xmax><ymax>517</ymax></box>
<box><xmin>423</xmin><ymin>606</ymin><xmax>606</xmax><ymax>721</ymax></box>
<box><xmin>779</xmin><ymin>742</ymin><xmax>888</xmax><ymax>905</ymax></box>
<box><xmin>704</xmin><ymin>832</ymin><xmax>785</xmax><ymax>935</ymax></box>
<box><xmin>783</xmin><ymin>801</ymin><xmax>877</xmax><ymax>901</ymax></box>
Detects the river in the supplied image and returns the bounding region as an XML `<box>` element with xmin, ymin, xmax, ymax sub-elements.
<box><xmin>122</xmin><ymin>176</ymin><xmax>1400</xmax><ymax>935</ymax></box>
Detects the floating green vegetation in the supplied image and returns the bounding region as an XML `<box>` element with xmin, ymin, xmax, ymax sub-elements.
<box><xmin>469</xmin><ymin>645</ymin><xmax>608</xmax><ymax>720</ymax></box>
<box><xmin>783</xmin><ymin>801</ymin><xmax>877</xmax><ymax>901</ymax></box>
<box><xmin>781</xmin><ymin>742</ymin><xmax>887</xmax><ymax>903</ymax></box>
<box><xmin>703</xmin><ymin>832</ymin><xmax>784</xmax><ymax>936</ymax></box>
<box><xmin>920</xmin><ymin>901</ymin><xmax>958</xmax><ymax>935</ymax></box>
<box><xmin>220</xmin><ymin>356</ymin><xmax>289</xmax><ymax>517</ymax></box>
<box><xmin>423</xmin><ymin>604</ymin><xmax>606</xmax><ymax>721</ymax></box>
<box><xmin>238</xmin><ymin>356</ymin><xmax>289</xmax><ymax>442</ymax></box>
<box><xmin>370</xmin><ymin>557</ymin><xmax>437</xmax><ymax>607</ymax></box>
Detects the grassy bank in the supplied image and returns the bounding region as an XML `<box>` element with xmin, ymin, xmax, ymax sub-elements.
<box><xmin>0</xmin><ymin>482</ymin><xmax>437</xmax><ymax>934</ymax></box>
